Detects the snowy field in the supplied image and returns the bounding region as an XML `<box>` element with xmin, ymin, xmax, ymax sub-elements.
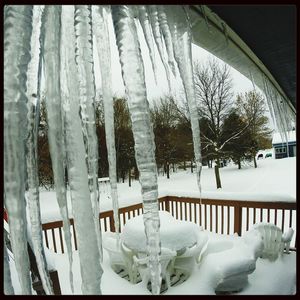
<box><xmin>39</xmin><ymin>156</ymin><xmax>296</xmax><ymax>223</ymax></box>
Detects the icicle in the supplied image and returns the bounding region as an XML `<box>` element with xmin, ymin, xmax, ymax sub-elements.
<box><xmin>157</xmin><ymin>6</ymin><xmax>177</xmax><ymax>77</ymax></box>
<box><xmin>74</xmin><ymin>4</ymin><xmax>103</xmax><ymax>262</ymax></box>
<box><xmin>4</xmin><ymin>239</ymin><xmax>15</xmax><ymax>295</ymax></box>
<box><xmin>60</xmin><ymin>5</ymin><xmax>103</xmax><ymax>294</ymax></box>
<box><xmin>165</xmin><ymin>6</ymin><xmax>203</xmax><ymax>197</ymax></box>
<box><xmin>25</xmin><ymin>5</ymin><xmax>53</xmax><ymax>295</ymax></box>
<box><xmin>262</xmin><ymin>75</ymin><xmax>276</xmax><ymax>127</ymax></box>
<box><xmin>93</xmin><ymin>5</ymin><xmax>121</xmax><ymax>241</ymax></box>
<box><xmin>147</xmin><ymin>5</ymin><xmax>172</xmax><ymax>93</ymax></box>
<box><xmin>112</xmin><ymin>5</ymin><xmax>162</xmax><ymax>295</ymax></box>
<box><xmin>137</xmin><ymin>5</ymin><xmax>159</xmax><ymax>85</ymax></box>
<box><xmin>4</xmin><ymin>5</ymin><xmax>33</xmax><ymax>295</ymax></box>
<box><xmin>262</xmin><ymin>74</ymin><xmax>293</xmax><ymax>148</ymax></box>
<box><xmin>40</xmin><ymin>6</ymin><xmax>74</xmax><ymax>293</ymax></box>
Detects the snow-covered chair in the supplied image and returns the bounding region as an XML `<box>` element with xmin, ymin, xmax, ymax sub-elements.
<box><xmin>197</xmin><ymin>233</ymin><xmax>262</xmax><ymax>294</ymax></box>
<box><xmin>249</xmin><ymin>222</ymin><xmax>294</xmax><ymax>261</ymax></box>
<box><xmin>102</xmin><ymin>232</ymin><xmax>125</xmax><ymax>274</ymax></box>
<box><xmin>171</xmin><ymin>230</ymin><xmax>209</xmax><ymax>284</ymax></box>
<box><xmin>120</xmin><ymin>242</ymin><xmax>139</xmax><ymax>283</ymax></box>
<box><xmin>133</xmin><ymin>247</ymin><xmax>176</xmax><ymax>293</ymax></box>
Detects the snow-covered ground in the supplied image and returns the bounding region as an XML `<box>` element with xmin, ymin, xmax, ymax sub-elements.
<box><xmin>9</xmin><ymin>156</ymin><xmax>296</xmax><ymax>295</ymax></box>
<box><xmin>39</xmin><ymin>157</ymin><xmax>296</xmax><ymax>223</ymax></box>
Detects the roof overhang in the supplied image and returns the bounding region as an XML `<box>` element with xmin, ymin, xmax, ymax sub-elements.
<box><xmin>189</xmin><ymin>5</ymin><xmax>296</xmax><ymax>116</ymax></box>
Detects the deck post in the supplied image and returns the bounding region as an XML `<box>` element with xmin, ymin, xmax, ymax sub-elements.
<box><xmin>164</xmin><ymin>197</ymin><xmax>170</xmax><ymax>212</ymax></box>
<box><xmin>109</xmin><ymin>212</ymin><xmax>116</xmax><ymax>232</ymax></box>
<box><xmin>234</xmin><ymin>206</ymin><xmax>242</xmax><ymax>236</ymax></box>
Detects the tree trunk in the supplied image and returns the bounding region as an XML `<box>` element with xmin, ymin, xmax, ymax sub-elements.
<box><xmin>214</xmin><ymin>158</ymin><xmax>222</xmax><ymax>189</ymax></box>
<box><xmin>183</xmin><ymin>160</ymin><xmax>186</xmax><ymax>170</ymax></box>
<box><xmin>128</xmin><ymin>168</ymin><xmax>131</xmax><ymax>187</ymax></box>
<box><xmin>253</xmin><ymin>154</ymin><xmax>257</xmax><ymax>168</ymax></box>
<box><xmin>134</xmin><ymin>166</ymin><xmax>139</xmax><ymax>180</ymax></box>
<box><xmin>172</xmin><ymin>163</ymin><xmax>175</xmax><ymax>172</ymax></box>
<box><xmin>191</xmin><ymin>160</ymin><xmax>193</xmax><ymax>173</ymax></box>
<box><xmin>238</xmin><ymin>160</ymin><xmax>241</xmax><ymax>169</ymax></box>
<box><xmin>166</xmin><ymin>162</ymin><xmax>170</xmax><ymax>179</ymax></box>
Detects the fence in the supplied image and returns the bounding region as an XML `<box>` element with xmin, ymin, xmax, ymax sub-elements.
<box><xmin>42</xmin><ymin>195</ymin><xmax>296</xmax><ymax>254</ymax></box>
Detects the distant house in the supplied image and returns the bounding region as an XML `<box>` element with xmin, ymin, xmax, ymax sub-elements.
<box><xmin>272</xmin><ymin>130</ymin><xmax>296</xmax><ymax>159</ymax></box>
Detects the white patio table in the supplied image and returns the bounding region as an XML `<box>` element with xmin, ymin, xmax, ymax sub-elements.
<box><xmin>120</xmin><ymin>211</ymin><xmax>201</xmax><ymax>254</ymax></box>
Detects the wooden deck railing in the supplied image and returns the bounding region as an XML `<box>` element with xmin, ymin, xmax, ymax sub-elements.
<box><xmin>42</xmin><ymin>196</ymin><xmax>296</xmax><ymax>254</ymax></box>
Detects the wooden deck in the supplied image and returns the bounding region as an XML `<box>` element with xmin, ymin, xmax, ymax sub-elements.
<box><xmin>42</xmin><ymin>195</ymin><xmax>296</xmax><ymax>254</ymax></box>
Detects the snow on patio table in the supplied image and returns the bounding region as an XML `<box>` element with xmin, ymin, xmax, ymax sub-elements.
<box><xmin>121</xmin><ymin>211</ymin><xmax>200</xmax><ymax>252</ymax></box>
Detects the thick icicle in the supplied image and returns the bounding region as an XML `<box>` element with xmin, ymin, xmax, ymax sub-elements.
<box><xmin>74</xmin><ymin>5</ymin><xmax>103</xmax><ymax>262</ymax></box>
<box><xmin>25</xmin><ymin>5</ymin><xmax>53</xmax><ymax>295</ymax></box>
<box><xmin>165</xmin><ymin>6</ymin><xmax>203</xmax><ymax>196</ymax></box>
<box><xmin>112</xmin><ymin>5</ymin><xmax>162</xmax><ymax>295</ymax></box>
<box><xmin>4</xmin><ymin>5</ymin><xmax>33</xmax><ymax>295</ymax></box>
<box><xmin>60</xmin><ymin>5</ymin><xmax>103</xmax><ymax>294</ymax></box>
<box><xmin>147</xmin><ymin>5</ymin><xmax>172</xmax><ymax>93</ymax></box>
<box><xmin>4</xmin><ymin>240</ymin><xmax>15</xmax><ymax>295</ymax></box>
<box><xmin>262</xmin><ymin>74</ymin><xmax>294</xmax><ymax>144</ymax></box>
<box><xmin>137</xmin><ymin>5</ymin><xmax>159</xmax><ymax>84</ymax></box>
<box><xmin>40</xmin><ymin>6</ymin><xmax>74</xmax><ymax>293</ymax></box>
<box><xmin>157</xmin><ymin>6</ymin><xmax>177</xmax><ymax>77</ymax></box>
<box><xmin>93</xmin><ymin>5</ymin><xmax>120</xmax><ymax>239</ymax></box>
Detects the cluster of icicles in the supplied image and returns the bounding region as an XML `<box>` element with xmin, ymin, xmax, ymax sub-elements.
<box><xmin>4</xmin><ymin>4</ymin><xmax>293</xmax><ymax>296</ymax></box>
<box><xmin>4</xmin><ymin>5</ymin><xmax>202</xmax><ymax>295</ymax></box>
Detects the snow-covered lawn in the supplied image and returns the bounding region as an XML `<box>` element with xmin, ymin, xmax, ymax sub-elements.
<box><xmin>39</xmin><ymin>157</ymin><xmax>296</xmax><ymax>223</ymax></box>
<box><xmin>9</xmin><ymin>157</ymin><xmax>296</xmax><ymax>295</ymax></box>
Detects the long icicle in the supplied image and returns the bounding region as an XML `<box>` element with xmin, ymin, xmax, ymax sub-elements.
<box><xmin>137</xmin><ymin>5</ymin><xmax>159</xmax><ymax>85</ymax></box>
<box><xmin>25</xmin><ymin>5</ymin><xmax>53</xmax><ymax>295</ymax></box>
<box><xmin>93</xmin><ymin>5</ymin><xmax>121</xmax><ymax>240</ymax></box>
<box><xmin>4</xmin><ymin>5</ymin><xmax>33</xmax><ymax>295</ymax></box>
<box><xmin>147</xmin><ymin>5</ymin><xmax>172</xmax><ymax>93</ymax></box>
<box><xmin>74</xmin><ymin>4</ymin><xmax>103</xmax><ymax>262</ymax></box>
<box><xmin>60</xmin><ymin>5</ymin><xmax>103</xmax><ymax>294</ymax></box>
<box><xmin>40</xmin><ymin>6</ymin><xmax>74</xmax><ymax>293</ymax></box>
<box><xmin>157</xmin><ymin>6</ymin><xmax>177</xmax><ymax>77</ymax></box>
<box><xmin>112</xmin><ymin>5</ymin><xmax>162</xmax><ymax>295</ymax></box>
<box><xmin>165</xmin><ymin>6</ymin><xmax>203</xmax><ymax>197</ymax></box>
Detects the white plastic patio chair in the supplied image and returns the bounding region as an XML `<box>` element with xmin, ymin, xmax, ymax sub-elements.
<box><xmin>102</xmin><ymin>232</ymin><xmax>125</xmax><ymax>274</ymax></box>
<box><xmin>250</xmin><ymin>222</ymin><xmax>294</xmax><ymax>261</ymax></box>
<box><xmin>196</xmin><ymin>233</ymin><xmax>261</xmax><ymax>294</ymax></box>
<box><xmin>133</xmin><ymin>247</ymin><xmax>176</xmax><ymax>292</ymax></box>
<box><xmin>120</xmin><ymin>242</ymin><xmax>139</xmax><ymax>284</ymax></box>
<box><xmin>171</xmin><ymin>230</ymin><xmax>209</xmax><ymax>284</ymax></box>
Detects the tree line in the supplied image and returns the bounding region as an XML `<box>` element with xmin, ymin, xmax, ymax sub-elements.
<box><xmin>37</xmin><ymin>58</ymin><xmax>272</xmax><ymax>189</ymax></box>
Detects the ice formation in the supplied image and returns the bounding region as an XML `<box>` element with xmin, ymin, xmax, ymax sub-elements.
<box><xmin>137</xmin><ymin>6</ymin><xmax>159</xmax><ymax>84</ymax></box>
<box><xmin>74</xmin><ymin>4</ymin><xmax>103</xmax><ymax>262</ymax></box>
<box><xmin>112</xmin><ymin>5</ymin><xmax>162</xmax><ymax>295</ymax></box>
<box><xmin>4</xmin><ymin>5</ymin><xmax>33</xmax><ymax>295</ymax></box>
<box><xmin>25</xmin><ymin>5</ymin><xmax>53</xmax><ymax>294</ymax></box>
<box><xmin>93</xmin><ymin>5</ymin><xmax>120</xmax><ymax>241</ymax></box>
<box><xmin>4</xmin><ymin>241</ymin><xmax>14</xmax><ymax>295</ymax></box>
<box><xmin>4</xmin><ymin>3</ymin><xmax>295</xmax><ymax>296</ymax></box>
<box><xmin>60</xmin><ymin>5</ymin><xmax>103</xmax><ymax>294</ymax></box>
<box><xmin>164</xmin><ymin>6</ymin><xmax>203</xmax><ymax>196</ymax></box>
<box><xmin>40</xmin><ymin>6</ymin><xmax>74</xmax><ymax>292</ymax></box>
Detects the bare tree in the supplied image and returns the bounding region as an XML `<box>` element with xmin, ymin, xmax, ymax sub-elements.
<box><xmin>194</xmin><ymin>58</ymin><xmax>246</xmax><ymax>188</ymax></box>
<box><xmin>236</xmin><ymin>90</ymin><xmax>272</xmax><ymax>168</ymax></box>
